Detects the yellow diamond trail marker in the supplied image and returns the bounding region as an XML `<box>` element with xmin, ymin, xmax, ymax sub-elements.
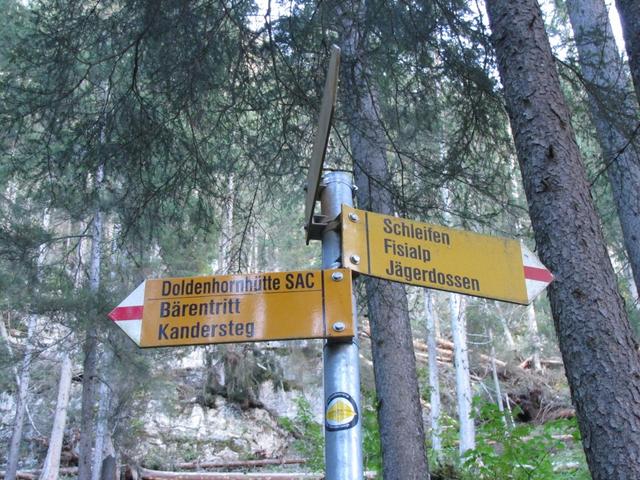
<box><xmin>108</xmin><ymin>269</ymin><xmax>354</xmax><ymax>348</ymax></box>
<box><xmin>341</xmin><ymin>206</ymin><xmax>553</xmax><ymax>305</ymax></box>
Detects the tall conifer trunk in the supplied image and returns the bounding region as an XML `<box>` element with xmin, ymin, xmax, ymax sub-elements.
<box><xmin>91</xmin><ymin>363</ymin><xmax>111</xmax><ymax>480</ymax></box>
<box><xmin>425</xmin><ymin>290</ymin><xmax>442</xmax><ymax>458</ymax></box>
<box><xmin>79</xmin><ymin>164</ymin><xmax>105</xmax><ymax>480</ymax></box>
<box><xmin>441</xmin><ymin>188</ymin><xmax>475</xmax><ymax>454</ymax></box>
<box><xmin>494</xmin><ymin>304</ymin><xmax>516</xmax><ymax>352</ymax></box>
<box><xmin>485</xmin><ymin>0</ymin><xmax>640</xmax><ymax>477</ymax></box>
<box><xmin>337</xmin><ymin>3</ymin><xmax>429</xmax><ymax>478</ymax></box>
<box><xmin>566</xmin><ymin>0</ymin><xmax>640</xmax><ymax>293</ymax></box>
<box><xmin>5</xmin><ymin>316</ymin><xmax>36</xmax><ymax>480</ymax></box>
<box><xmin>218</xmin><ymin>174</ymin><xmax>235</xmax><ymax>274</ymax></box>
<box><xmin>6</xmin><ymin>210</ymin><xmax>50</xmax><ymax>480</ymax></box>
<box><xmin>488</xmin><ymin>329</ymin><xmax>507</xmax><ymax>425</ymax></box>
<box><xmin>614</xmin><ymin>0</ymin><xmax>640</xmax><ymax>100</ymax></box>
<box><xmin>39</xmin><ymin>354</ymin><xmax>73</xmax><ymax>480</ymax></box>
<box><xmin>449</xmin><ymin>295</ymin><xmax>475</xmax><ymax>454</ymax></box>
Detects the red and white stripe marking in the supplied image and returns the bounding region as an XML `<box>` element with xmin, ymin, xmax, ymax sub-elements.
<box><xmin>108</xmin><ymin>281</ymin><xmax>145</xmax><ymax>346</ymax></box>
<box><xmin>521</xmin><ymin>244</ymin><xmax>553</xmax><ymax>304</ymax></box>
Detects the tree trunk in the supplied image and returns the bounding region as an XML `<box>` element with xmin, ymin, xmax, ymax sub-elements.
<box><xmin>38</xmin><ymin>354</ymin><xmax>73</xmax><ymax>480</ymax></box>
<box><xmin>625</xmin><ymin>264</ymin><xmax>639</xmax><ymax>310</ymax></box>
<box><xmin>495</xmin><ymin>304</ymin><xmax>516</xmax><ymax>352</ymax></box>
<box><xmin>614</xmin><ymin>0</ymin><xmax>640</xmax><ymax>100</ymax></box>
<box><xmin>100</xmin><ymin>456</ymin><xmax>116</xmax><ymax>480</ymax></box>
<box><xmin>450</xmin><ymin>295</ymin><xmax>475</xmax><ymax>455</ymax></box>
<box><xmin>217</xmin><ymin>174</ymin><xmax>235</xmax><ymax>274</ymax></box>
<box><xmin>4</xmin><ymin>207</ymin><xmax>49</xmax><ymax>480</ymax></box>
<box><xmin>91</xmin><ymin>369</ymin><xmax>111</xmax><ymax>480</ymax></box>
<box><xmin>100</xmin><ymin>437</ymin><xmax>117</xmax><ymax>480</ymax></box>
<box><xmin>337</xmin><ymin>3</ymin><xmax>429</xmax><ymax>478</ymax></box>
<box><xmin>79</xmin><ymin>165</ymin><xmax>105</xmax><ymax>480</ymax></box>
<box><xmin>440</xmin><ymin>187</ymin><xmax>475</xmax><ymax>454</ymax></box>
<box><xmin>526</xmin><ymin>305</ymin><xmax>542</xmax><ymax>372</ymax></box>
<box><xmin>566</xmin><ymin>0</ymin><xmax>640</xmax><ymax>294</ymax></box>
<box><xmin>488</xmin><ymin>329</ymin><xmax>508</xmax><ymax>427</ymax></box>
<box><xmin>0</xmin><ymin>321</ymin><xmax>39</xmax><ymax>446</ymax></box>
<box><xmin>5</xmin><ymin>316</ymin><xmax>37</xmax><ymax>480</ymax></box>
<box><xmin>485</xmin><ymin>0</ymin><xmax>640</xmax><ymax>477</ymax></box>
<box><xmin>424</xmin><ymin>290</ymin><xmax>442</xmax><ymax>458</ymax></box>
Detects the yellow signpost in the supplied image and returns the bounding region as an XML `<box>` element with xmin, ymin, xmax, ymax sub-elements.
<box><xmin>109</xmin><ymin>269</ymin><xmax>355</xmax><ymax>347</ymax></box>
<box><xmin>341</xmin><ymin>206</ymin><xmax>552</xmax><ymax>305</ymax></box>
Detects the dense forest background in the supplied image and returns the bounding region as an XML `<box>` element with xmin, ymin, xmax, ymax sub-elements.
<box><xmin>1</xmin><ymin>0</ymin><xmax>639</xmax><ymax>479</ymax></box>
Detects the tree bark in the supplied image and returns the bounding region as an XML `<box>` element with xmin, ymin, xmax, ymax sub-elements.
<box><xmin>614</xmin><ymin>0</ymin><xmax>640</xmax><ymax>100</ymax></box>
<box><xmin>485</xmin><ymin>0</ymin><xmax>640</xmax><ymax>477</ymax></box>
<box><xmin>566</xmin><ymin>0</ymin><xmax>640</xmax><ymax>294</ymax></box>
<box><xmin>625</xmin><ymin>264</ymin><xmax>639</xmax><ymax>310</ymax></box>
<box><xmin>39</xmin><ymin>354</ymin><xmax>73</xmax><ymax>480</ymax></box>
<box><xmin>100</xmin><ymin>455</ymin><xmax>116</xmax><ymax>480</ymax></box>
<box><xmin>337</xmin><ymin>3</ymin><xmax>429</xmax><ymax>478</ymax></box>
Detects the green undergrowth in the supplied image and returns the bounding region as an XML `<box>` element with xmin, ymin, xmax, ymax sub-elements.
<box><xmin>432</xmin><ymin>399</ymin><xmax>590</xmax><ymax>479</ymax></box>
<box><xmin>278</xmin><ymin>392</ymin><xmax>382</xmax><ymax>474</ymax></box>
<box><xmin>278</xmin><ymin>396</ymin><xmax>324</xmax><ymax>471</ymax></box>
<box><xmin>280</xmin><ymin>395</ymin><xmax>589</xmax><ymax>478</ymax></box>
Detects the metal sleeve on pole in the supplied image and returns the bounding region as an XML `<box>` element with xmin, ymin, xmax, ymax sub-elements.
<box><xmin>320</xmin><ymin>171</ymin><xmax>364</xmax><ymax>480</ymax></box>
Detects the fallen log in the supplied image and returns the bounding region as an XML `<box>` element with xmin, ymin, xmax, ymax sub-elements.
<box><xmin>414</xmin><ymin>351</ymin><xmax>453</xmax><ymax>364</ymax></box>
<box><xmin>414</xmin><ymin>339</ymin><xmax>507</xmax><ymax>368</ymax></box>
<box><xmin>138</xmin><ymin>467</ymin><xmax>378</xmax><ymax>479</ymax></box>
<box><xmin>0</xmin><ymin>467</ymin><xmax>77</xmax><ymax>479</ymax></box>
<box><xmin>0</xmin><ymin>472</ymin><xmax>35</xmax><ymax>480</ymax></box>
<box><xmin>140</xmin><ymin>470</ymin><xmax>318</xmax><ymax>480</ymax></box>
<box><xmin>519</xmin><ymin>356</ymin><xmax>564</xmax><ymax>370</ymax></box>
<box><xmin>173</xmin><ymin>459</ymin><xmax>306</xmax><ymax>471</ymax></box>
<box><xmin>553</xmin><ymin>461</ymin><xmax>582</xmax><ymax>472</ymax></box>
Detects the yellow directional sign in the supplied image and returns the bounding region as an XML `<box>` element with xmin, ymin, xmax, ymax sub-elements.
<box><xmin>109</xmin><ymin>269</ymin><xmax>355</xmax><ymax>347</ymax></box>
<box><xmin>341</xmin><ymin>206</ymin><xmax>553</xmax><ymax>305</ymax></box>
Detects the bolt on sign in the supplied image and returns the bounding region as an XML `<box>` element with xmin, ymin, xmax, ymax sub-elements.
<box><xmin>341</xmin><ymin>205</ymin><xmax>553</xmax><ymax>305</ymax></box>
<box><xmin>108</xmin><ymin>269</ymin><xmax>355</xmax><ymax>347</ymax></box>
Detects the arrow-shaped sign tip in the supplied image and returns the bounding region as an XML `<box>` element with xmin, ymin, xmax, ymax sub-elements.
<box><xmin>521</xmin><ymin>244</ymin><xmax>553</xmax><ymax>303</ymax></box>
<box><xmin>108</xmin><ymin>282</ymin><xmax>145</xmax><ymax>346</ymax></box>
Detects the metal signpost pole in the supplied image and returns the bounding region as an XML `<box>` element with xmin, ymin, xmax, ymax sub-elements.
<box><xmin>320</xmin><ymin>171</ymin><xmax>363</xmax><ymax>479</ymax></box>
